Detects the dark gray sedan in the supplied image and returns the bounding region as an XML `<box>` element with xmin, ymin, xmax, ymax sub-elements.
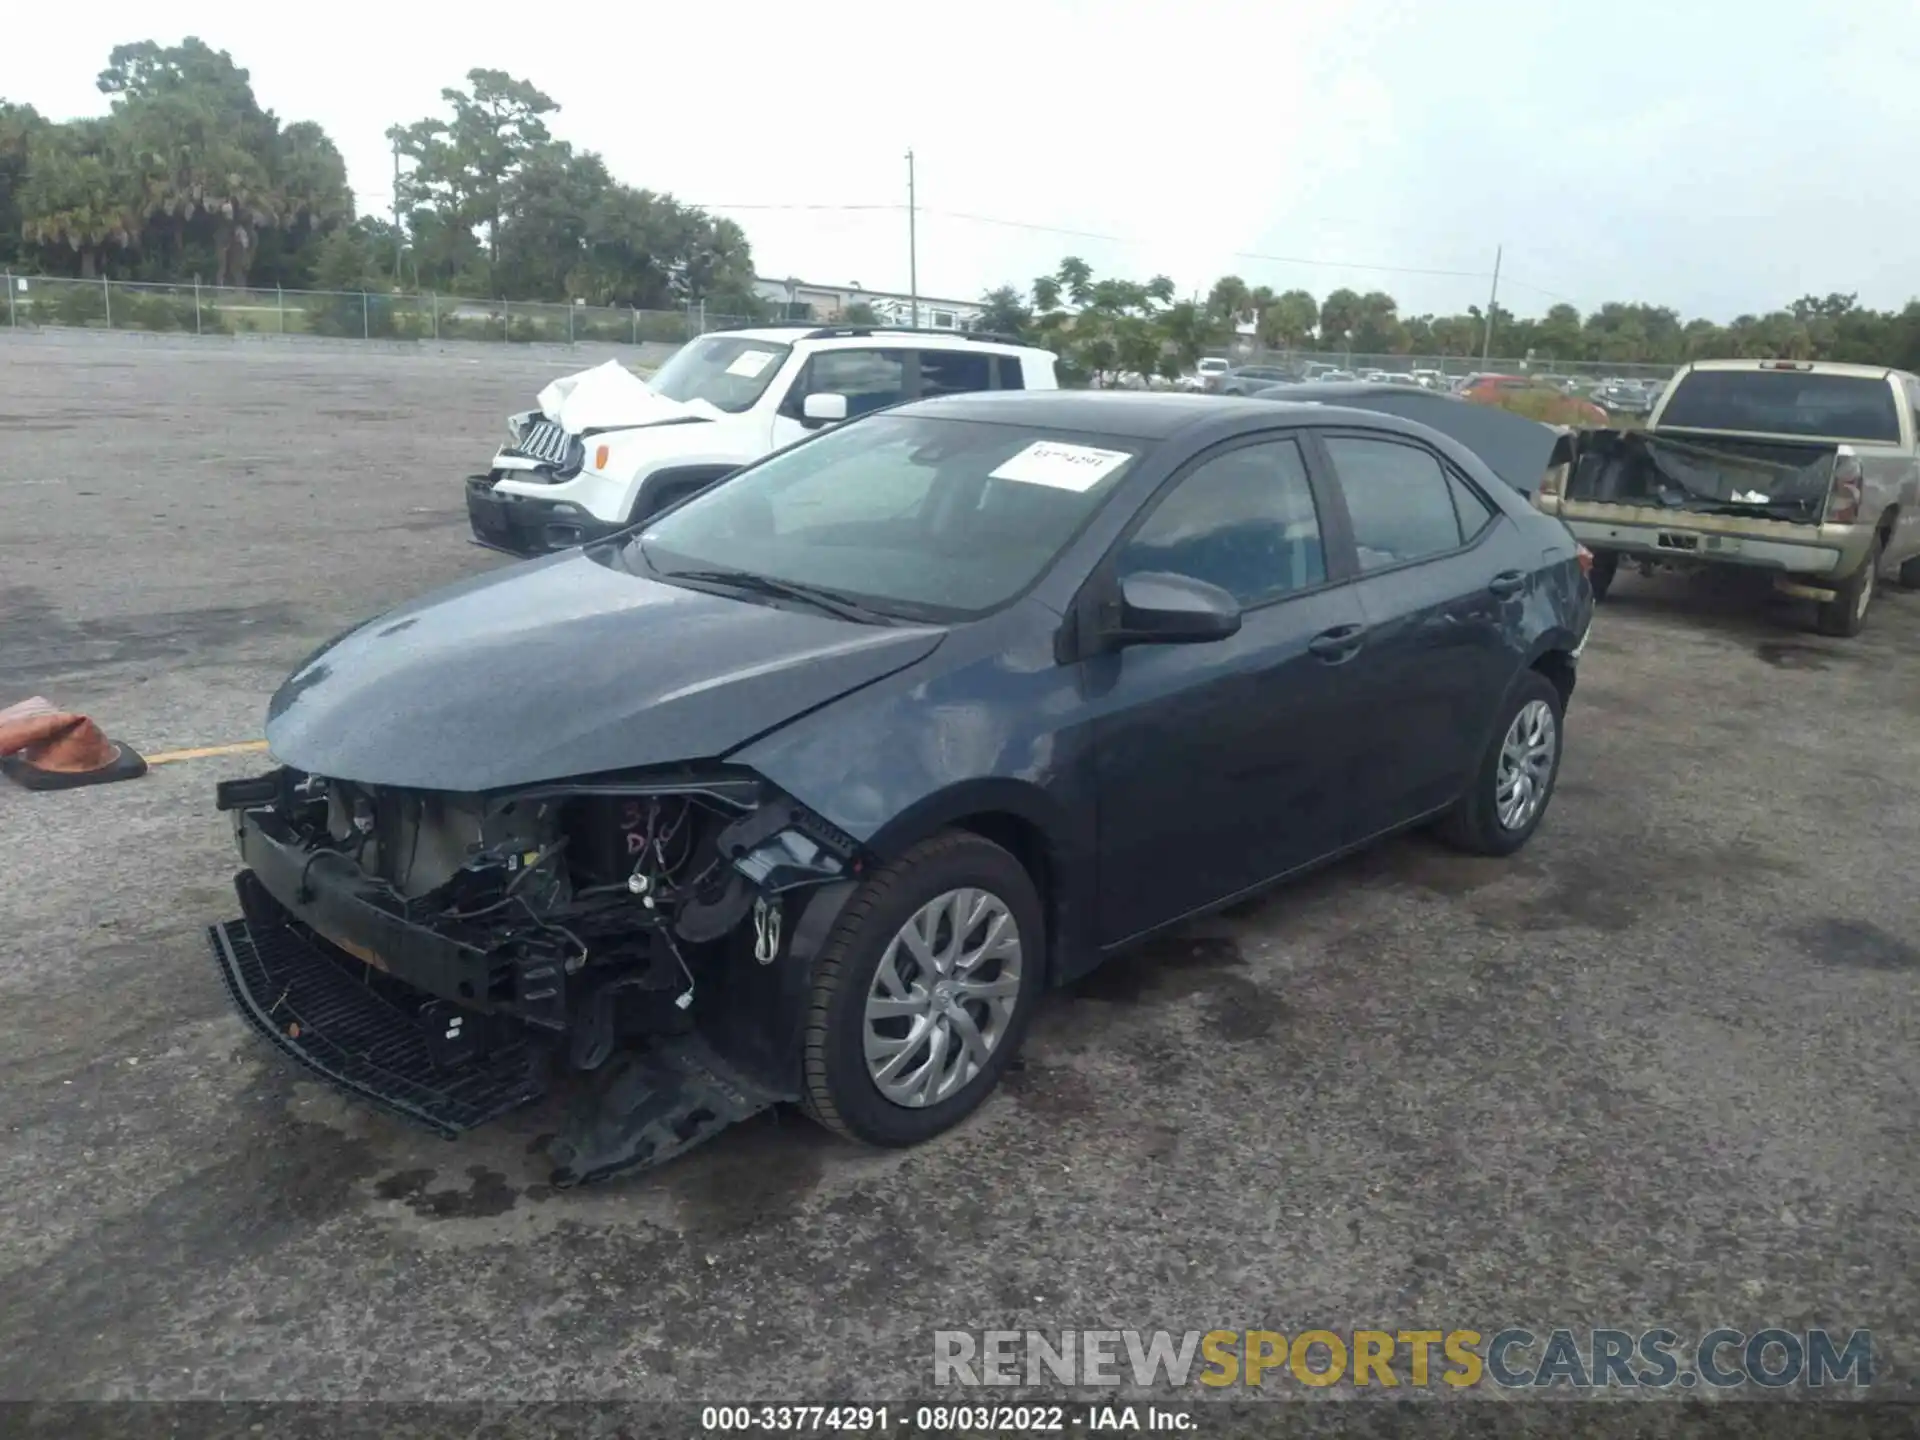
<box><xmin>209</xmin><ymin>390</ymin><xmax>1595</xmax><ymax>1183</ymax></box>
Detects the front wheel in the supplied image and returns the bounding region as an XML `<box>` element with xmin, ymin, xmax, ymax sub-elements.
<box><xmin>801</xmin><ymin>832</ymin><xmax>1045</xmax><ymax>1147</ymax></box>
<box><xmin>1435</xmin><ymin>670</ymin><xmax>1566</xmax><ymax>857</ymax></box>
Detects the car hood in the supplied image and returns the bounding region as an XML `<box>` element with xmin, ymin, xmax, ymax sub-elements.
<box><xmin>264</xmin><ymin>548</ymin><xmax>947</xmax><ymax>792</ymax></box>
<box><xmin>538</xmin><ymin>360</ymin><xmax>724</xmax><ymax>434</ymax></box>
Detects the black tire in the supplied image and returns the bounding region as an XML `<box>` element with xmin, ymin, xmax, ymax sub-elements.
<box><xmin>800</xmin><ymin>831</ymin><xmax>1046</xmax><ymax>1148</ymax></box>
<box><xmin>1435</xmin><ymin>669</ymin><xmax>1566</xmax><ymax>857</ymax></box>
<box><xmin>1896</xmin><ymin>552</ymin><xmax>1920</xmax><ymax>590</ymax></box>
<box><xmin>1588</xmin><ymin>549</ymin><xmax>1619</xmax><ymax>603</ymax></box>
<box><xmin>1814</xmin><ymin>535</ymin><xmax>1881</xmax><ymax>638</ymax></box>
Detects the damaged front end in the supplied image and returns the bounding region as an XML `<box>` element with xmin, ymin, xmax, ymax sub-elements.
<box><xmin>208</xmin><ymin>763</ymin><xmax>861</xmax><ymax>1184</ymax></box>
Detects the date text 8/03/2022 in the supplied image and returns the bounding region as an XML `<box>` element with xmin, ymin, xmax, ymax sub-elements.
<box><xmin>931</xmin><ymin>1327</ymin><xmax>1877</xmax><ymax>1390</ymax></box>
<box><xmin>698</xmin><ymin>1405</ymin><xmax>1193</xmax><ymax>1432</ymax></box>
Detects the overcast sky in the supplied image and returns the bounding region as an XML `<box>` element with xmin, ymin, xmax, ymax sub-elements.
<box><xmin>8</xmin><ymin>0</ymin><xmax>1917</xmax><ymax>319</ymax></box>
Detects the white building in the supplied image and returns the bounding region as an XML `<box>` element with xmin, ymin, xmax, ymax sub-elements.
<box><xmin>750</xmin><ymin>274</ymin><xmax>986</xmax><ymax>331</ymax></box>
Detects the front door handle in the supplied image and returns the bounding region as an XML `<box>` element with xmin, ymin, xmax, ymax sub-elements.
<box><xmin>1308</xmin><ymin>623</ymin><xmax>1366</xmax><ymax>663</ymax></box>
<box><xmin>1488</xmin><ymin>570</ymin><xmax>1527</xmax><ymax>599</ymax></box>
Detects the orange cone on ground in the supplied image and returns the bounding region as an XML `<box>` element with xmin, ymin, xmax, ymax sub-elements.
<box><xmin>0</xmin><ymin>696</ymin><xmax>147</xmax><ymax>791</ymax></box>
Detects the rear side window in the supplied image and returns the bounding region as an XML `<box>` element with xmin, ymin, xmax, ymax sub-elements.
<box><xmin>1449</xmin><ymin>472</ymin><xmax>1495</xmax><ymax>538</ymax></box>
<box><xmin>1658</xmin><ymin>370</ymin><xmax>1900</xmax><ymax>442</ymax></box>
<box><xmin>1323</xmin><ymin>436</ymin><xmax>1469</xmax><ymax>571</ymax></box>
<box><xmin>995</xmin><ymin>355</ymin><xmax>1027</xmax><ymax>391</ymax></box>
<box><xmin>919</xmin><ymin>350</ymin><xmax>993</xmax><ymax>397</ymax></box>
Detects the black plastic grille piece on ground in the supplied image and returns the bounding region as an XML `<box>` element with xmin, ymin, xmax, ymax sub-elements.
<box><xmin>208</xmin><ymin>915</ymin><xmax>546</xmax><ymax>1137</ymax></box>
<box><xmin>547</xmin><ymin>1032</ymin><xmax>782</xmax><ymax>1187</ymax></box>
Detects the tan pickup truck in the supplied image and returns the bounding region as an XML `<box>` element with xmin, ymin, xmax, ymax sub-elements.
<box><xmin>1534</xmin><ymin>359</ymin><xmax>1920</xmax><ymax>636</ymax></box>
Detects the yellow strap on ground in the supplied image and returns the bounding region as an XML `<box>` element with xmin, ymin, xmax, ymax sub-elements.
<box><xmin>144</xmin><ymin>740</ymin><xmax>271</xmax><ymax>766</ymax></box>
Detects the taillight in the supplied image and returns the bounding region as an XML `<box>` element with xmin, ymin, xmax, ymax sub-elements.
<box><xmin>1576</xmin><ymin>543</ymin><xmax>1595</xmax><ymax>576</ymax></box>
<box><xmin>1825</xmin><ymin>449</ymin><xmax>1864</xmax><ymax>523</ymax></box>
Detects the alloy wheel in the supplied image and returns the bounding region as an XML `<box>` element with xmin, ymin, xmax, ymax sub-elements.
<box><xmin>863</xmin><ymin>888</ymin><xmax>1023</xmax><ymax>1108</ymax></box>
<box><xmin>1495</xmin><ymin>699</ymin><xmax>1558</xmax><ymax>831</ymax></box>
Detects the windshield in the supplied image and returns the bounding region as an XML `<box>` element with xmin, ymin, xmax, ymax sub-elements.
<box><xmin>646</xmin><ymin>335</ymin><xmax>793</xmax><ymax>414</ymax></box>
<box><xmin>633</xmin><ymin>415</ymin><xmax>1145</xmax><ymax>619</ymax></box>
<box><xmin>1659</xmin><ymin>370</ymin><xmax>1900</xmax><ymax>443</ymax></box>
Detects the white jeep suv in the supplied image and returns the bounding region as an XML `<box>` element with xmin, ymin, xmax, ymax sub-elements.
<box><xmin>466</xmin><ymin>325</ymin><xmax>1060</xmax><ymax>555</ymax></box>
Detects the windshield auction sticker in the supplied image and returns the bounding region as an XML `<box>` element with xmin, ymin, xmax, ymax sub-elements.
<box><xmin>726</xmin><ymin>349</ymin><xmax>777</xmax><ymax>378</ymax></box>
<box><xmin>989</xmin><ymin>441</ymin><xmax>1133</xmax><ymax>492</ymax></box>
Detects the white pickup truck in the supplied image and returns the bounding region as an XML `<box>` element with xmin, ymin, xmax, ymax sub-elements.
<box><xmin>466</xmin><ymin>325</ymin><xmax>1060</xmax><ymax>556</ymax></box>
<box><xmin>1535</xmin><ymin>359</ymin><xmax>1920</xmax><ymax>636</ymax></box>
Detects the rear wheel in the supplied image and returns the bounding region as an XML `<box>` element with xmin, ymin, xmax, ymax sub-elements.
<box><xmin>1815</xmin><ymin>536</ymin><xmax>1881</xmax><ymax>638</ymax></box>
<box><xmin>1436</xmin><ymin>670</ymin><xmax>1565</xmax><ymax>857</ymax></box>
<box><xmin>801</xmin><ymin>832</ymin><xmax>1045</xmax><ymax>1148</ymax></box>
<box><xmin>1588</xmin><ymin>549</ymin><xmax>1620</xmax><ymax>602</ymax></box>
<box><xmin>1897</xmin><ymin>553</ymin><xmax>1920</xmax><ymax>590</ymax></box>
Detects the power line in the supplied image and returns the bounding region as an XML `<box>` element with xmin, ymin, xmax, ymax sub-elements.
<box><xmin>1499</xmin><ymin>274</ymin><xmax>1585</xmax><ymax>306</ymax></box>
<box><xmin>695</xmin><ymin>199</ymin><xmax>1501</xmax><ymax>283</ymax></box>
<box><xmin>697</xmin><ymin>202</ymin><xmax>902</xmax><ymax>213</ymax></box>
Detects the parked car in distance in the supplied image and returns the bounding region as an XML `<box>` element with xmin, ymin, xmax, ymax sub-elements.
<box><xmin>212</xmin><ymin>390</ymin><xmax>1594</xmax><ymax>1184</ymax></box>
<box><xmin>1594</xmin><ymin>379</ymin><xmax>1657</xmax><ymax>416</ymax></box>
<box><xmin>1410</xmin><ymin>369</ymin><xmax>1446</xmax><ymax>390</ymax></box>
<box><xmin>1212</xmin><ymin>364</ymin><xmax>1297</xmax><ymax>395</ymax></box>
<box><xmin>466</xmin><ymin>325</ymin><xmax>1058</xmax><ymax>557</ymax></box>
<box><xmin>1536</xmin><ymin>359</ymin><xmax>1920</xmax><ymax>633</ymax></box>
<box><xmin>1190</xmin><ymin>357</ymin><xmax>1232</xmax><ymax>391</ymax></box>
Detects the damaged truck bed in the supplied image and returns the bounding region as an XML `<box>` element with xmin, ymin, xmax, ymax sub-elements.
<box><xmin>1534</xmin><ymin>360</ymin><xmax>1920</xmax><ymax>636</ymax></box>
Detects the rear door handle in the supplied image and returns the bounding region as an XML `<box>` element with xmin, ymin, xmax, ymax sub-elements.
<box><xmin>1308</xmin><ymin>624</ymin><xmax>1366</xmax><ymax>663</ymax></box>
<box><xmin>1488</xmin><ymin>570</ymin><xmax>1527</xmax><ymax>599</ymax></box>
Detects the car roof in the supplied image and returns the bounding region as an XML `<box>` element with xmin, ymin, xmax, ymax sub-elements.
<box><xmin>901</xmin><ymin>390</ymin><xmax>1246</xmax><ymax>438</ymax></box>
<box><xmin>1679</xmin><ymin>358</ymin><xmax>1898</xmax><ymax>380</ymax></box>
<box><xmin>715</xmin><ymin>325</ymin><xmax>1047</xmax><ymax>357</ymax></box>
<box><xmin>901</xmin><ymin>387</ymin><xmax>1527</xmax><ymax>448</ymax></box>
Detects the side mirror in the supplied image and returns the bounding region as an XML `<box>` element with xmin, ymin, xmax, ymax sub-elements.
<box><xmin>1103</xmin><ymin>572</ymin><xmax>1242</xmax><ymax>649</ymax></box>
<box><xmin>802</xmin><ymin>392</ymin><xmax>849</xmax><ymax>427</ymax></box>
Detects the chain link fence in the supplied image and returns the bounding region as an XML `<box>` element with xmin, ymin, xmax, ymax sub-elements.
<box><xmin>0</xmin><ymin>273</ymin><xmax>758</xmax><ymax>347</ymax></box>
<box><xmin>0</xmin><ymin>273</ymin><xmax>1691</xmax><ymax>388</ymax></box>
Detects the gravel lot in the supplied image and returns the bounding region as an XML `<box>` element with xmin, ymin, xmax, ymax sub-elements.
<box><xmin>1</xmin><ymin>338</ymin><xmax>1916</xmax><ymax>1405</ymax></box>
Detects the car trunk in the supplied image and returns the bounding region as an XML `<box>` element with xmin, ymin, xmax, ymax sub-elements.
<box><xmin>1567</xmin><ymin>429</ymin><xmax>1839</xmax><ymax>525</ymax></box>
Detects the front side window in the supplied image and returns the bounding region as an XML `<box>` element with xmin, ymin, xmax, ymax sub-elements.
<box><xmin>635</xmin><ymin>416</ymin><xmax>1143</xmax><ymax>618</ymax></box>
<box><xmin>647</xmin><ymin>335</ymin><xmax>794</xmax><ymax>414</ymax></box>
<box><xmin>1118</xmin><ymin>439</ymin><xmax>1324</xmax><ymax>607</ymax></box>
<box><xmin>1323</xmin><ymin>435</ymin><xmax>1468</xmax><ymax>571</ymax></box>
<box><xmin>799</xmin><ymin>348</ymin><xmax>910</xmax><ymax>418</ymax></box>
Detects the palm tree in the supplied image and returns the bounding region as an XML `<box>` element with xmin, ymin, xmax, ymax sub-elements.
<box><xmin>18</xmin><ymin>120</ymin><xmax>138</xmax><ymax>278</ymax></box>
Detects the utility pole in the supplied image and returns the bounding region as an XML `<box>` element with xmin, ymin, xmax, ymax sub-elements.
<box><xmin>1480</xmin><ymin>244</ymin><xmax>1502</xmax><ymax>368</ymax></box>
<box><xmin>391</xmin><ymin>137</ymin><xmax>404</xmax><ymax>285</ymax></box>
<box><xmin>906</xmin><ymin>148</ymin><xmax>919</xmax><ymax>329</ymax></box>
